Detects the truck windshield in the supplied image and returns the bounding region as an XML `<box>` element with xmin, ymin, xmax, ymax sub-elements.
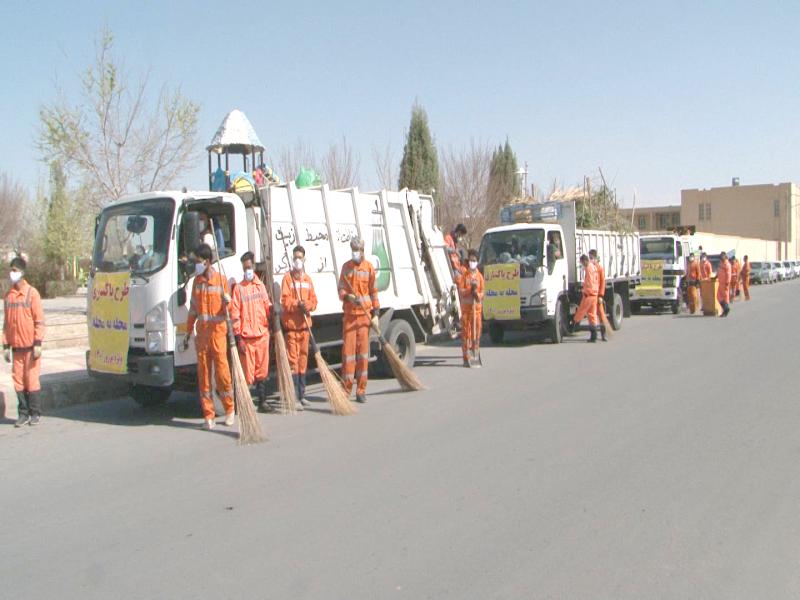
<box><xmin>93</xmin><ymin>198</ymin><xmax>175</xmax><ymax>275</ymax></box>
<box><xmin>641</xmin><ymin>237</ymin><xmax>675</xmax><ymax>259</ymax></box>
<box><xmin>479</xmin><ymin>229</ymin><xmax>544</xmax><ymax>278</ymax></box>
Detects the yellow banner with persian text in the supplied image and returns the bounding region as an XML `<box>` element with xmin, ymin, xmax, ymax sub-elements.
<box><xmin>483</xmin><ymin>263</ymin><xmax>521</xmax><ymax>320</ymax></box>
<box><xmin>640</xmin><ymin>259</ymin><xmax>664</xmax><ymax>289</ymax></box>
<box><xmin>88</xmin><ymin>272</ymin><xmax>131</xmax><ymax>374</ymax></box>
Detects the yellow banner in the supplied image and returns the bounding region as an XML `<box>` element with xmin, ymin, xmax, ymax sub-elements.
<box><xmin>640</xmin><ymin>259</ymin><xmax>664</xmax><ymax>289</ymax></box>
<box><xmin>483</xmin><ymin>264</ymin><xmax>521</xmax><ymax>320</ymax></box>
<box><xmin>88</xmin><ymin>273</ymin><xmax>131</xmax><ymax>374</ymax></box>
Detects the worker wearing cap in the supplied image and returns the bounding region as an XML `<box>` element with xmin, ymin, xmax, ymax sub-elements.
<box><xmin>571</xmin><ymin>254</ymin><xmax>600</xmax><ymax>342</ymax></box>
<box><xmin>338</xmin><ymin>237</ymin><xmax>379</xmax><ymax>403</ymax></box>
<box><xmin>588</xmin><ymin>249</ymin><xmax>608</xmax><ymax>341</ymax></box>
<box><xmin>281</xmin><ymin>245</ymin><xmax>318</xmax><ymax>408</ymax></box>
<box><xmin>444</xmin><ymin>224</ymin><xmax>467</xmax><ymax>275</ymax></box>
<box><xmin>740</xmin><ymin>255</ymin><xmax>751</xmax><ymax>301</ymax></box>
<box><xmin>182</xmin><ymin>243</ymin><xmax>234</xmax><ymax>430</ymax></box>
<box><xmin>457</xmin><ymin>249</ymin><xmax>484</xmax><ymax>366</ymax></box>
<box><xmin>685</xmin><ymin>253</ymin><xmax>701</xmax><ymax>314</ymax></box>
<box><xmin>3</xmin><ymin>256</ymin><xmax>45</xmax><ymax>427</ymax></box>
<box><xmin>716</xmin><ymin>252</ymin><xmax>731</xmax><ymax>317</ymax></box>
<box><xmin>230</xmin><ymin>251</ymin><xmax>272</xmax><ymax>413</ymax></box>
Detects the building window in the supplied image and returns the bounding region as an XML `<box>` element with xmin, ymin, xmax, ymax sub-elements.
<box><xmin>705</xmin><ymin>203</ymin><xmax>711</xmax><ymax>220</ymax></box>
<box><xmin>671</xmin><ymin>213</ymin><xmax>680</xmax><ymax>226</ymax></box>
<box><xmin>774</xmin><ymin>199</ymin><xmax>780</xmax><ymax>218</ymax></box>
<box><xmin>637</xmin><ymin>216</ymin><xmax>646</xmax><ymax>229</ymax></box>
<box><xmin>699</xmin><ymin>204</ymin><xmax>705</xmax><ymax>221</ymax></box>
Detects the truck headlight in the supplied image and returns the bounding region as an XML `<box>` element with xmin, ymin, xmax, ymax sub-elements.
<box><xmin>530</xmin><ymin>290</ymin><xmax>547</xmax><ymax>306</ymax></box>
<box><xmin>145</xmin><ymin>302</ymin><xmax>167</xmax><ymax>331</ymax></box>
<box><xmin>146</xmin><ymin>331</ymin><xmax>164</xmax><ymax>354</ymax></box>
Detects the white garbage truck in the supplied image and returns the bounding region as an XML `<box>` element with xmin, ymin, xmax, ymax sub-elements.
<box><xmin>87</xmin><ymin>111</ymin><xmax>458</xmax><ymax>405</ymax></box>
<box><xmin>478</xmin><ymin>201</ymin><xmax>641</xmax><ymax>344</ymax></box>
<box><xmin>630</xmin><ymin>233</ymin><xmax>694</xmax><ymax>314</ymax></box>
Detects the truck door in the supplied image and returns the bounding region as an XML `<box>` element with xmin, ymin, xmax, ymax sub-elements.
<box><xmin>545</xmin><ymin>229</ymin><xmax>568</xmax><ymax>314</ymax></box>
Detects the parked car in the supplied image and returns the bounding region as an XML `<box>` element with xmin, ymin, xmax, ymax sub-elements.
<box><xmin>785</xmin><ymin>260</ymin><xmax>799</xmax><ymax>279</ymax></box>
<box><xmin>773</xmin><ymin>261</ymin><xmax>787</xmax><ymax>281</ymax></box>
<box><xmin>749</xmin><ymin>261</ymin><xmax>774</xmax><ymax>284</ymax></box>
<box><xmin>793</xmin><ymin>261</ymin><xmax>800</xmax><ymax>278</ymax></box>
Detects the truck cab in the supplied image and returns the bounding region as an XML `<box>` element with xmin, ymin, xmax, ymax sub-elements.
<box><xmin>631</xmin><ymin>234</ymin><xmax>692</xmax><ymax>314</ymax></box>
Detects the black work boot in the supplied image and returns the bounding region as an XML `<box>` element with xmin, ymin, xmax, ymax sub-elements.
<box><xmin>588</xmin><ymin>327</ymin><xmax>598</xmax><ymax>343</ymax></box>
<box><xmin>256</xmin><ymin>380</ymin><xmax>274</xmax><ymax>413</ymax></box>
<box><xmin>356</xmin><ymin>394</ymin><xmax>366</xmax><ymax>404</ymax></box>
<box><xmin>298</xmin><ymin>374</ymin><xmax>309</xmax><ymax>407</ymax></box>
<box><xmin>600</xmin><ymin>324</ymin><xmax>607</xmax><ymax>342</ymax></box>
<box><xmin>15</xmin><ymin>391</ymin><xmax>30</xmax><ymax>427</ymax></box>
<box><xmin>292</xmin><ymin>375</ymin><xmax>304</xmax><ymax>411</ymax></box>
<box><xmin>27</xmin><ymin>392</ymin><xmax>41</xmax><ymax>425</ymax></box>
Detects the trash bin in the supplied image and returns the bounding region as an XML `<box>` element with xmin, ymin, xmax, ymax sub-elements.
<box><xmin>700</xmin><ymin>278</ymin><xmax>720</xmax><ymax>316</ymax></box>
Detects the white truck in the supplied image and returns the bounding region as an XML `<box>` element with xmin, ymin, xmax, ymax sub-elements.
<box><xmin>87</xmin><ymin>112</ymin><xmax>458</xmax><ymax>405</ymax></box>
<box><xmin>478</xmin><ymin>201</ymin><xmax>641</xmax><ymax>343</ymax></box>
<box><xmin>630</xmin><ymin>234</ymin><xmax>693</xmax><ymax>314</ymax></box>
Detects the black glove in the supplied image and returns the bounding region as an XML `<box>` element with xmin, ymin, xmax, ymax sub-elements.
<box><xmin>299</xmin><ymin>300</ymin><xmax>309</xmax><ymax>315</ymax></box>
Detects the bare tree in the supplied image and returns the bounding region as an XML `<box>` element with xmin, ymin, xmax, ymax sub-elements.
<box><xmin>437</xmin><ymin>140</ymin><xmax>494</xmax><ymax>248</ymax></box>
<box><xmin>37</xmin><ymin>29</ymin><xmax>200</xmax><ymax>210</ymax></box>
<box><xmin>371</xmin><ymin>142</ymin><xmax>396</xmax><ymax>189</ymax></box>
<box><xmin>321</xmin><ymin>136</ymin><xmax>360</xmax><ymax>189</ymax></box>
<box><xmin>273</xmin><ymin>138</ymin><xmax>318</xmax><ymax>184</ymax></box>
<box><xmin>0</xmin><ymin>172</ymin><xmax>27</xmax><ymax>249</ymax></box>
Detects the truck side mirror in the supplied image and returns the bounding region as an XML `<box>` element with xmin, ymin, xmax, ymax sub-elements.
<box><xmin>182</xmin><ymin>211</ymin><xmax>201</xmax><ymax>255</ymax></box>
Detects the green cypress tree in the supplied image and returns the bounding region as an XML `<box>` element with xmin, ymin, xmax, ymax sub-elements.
<box><xmin>488</xmin><ymin>138</ymin><xmax>520</xmax><ymax>205</ymax></box>
<box><xmin>398</xmin><ymin>103</ymin><xmax>439</xmax><ymax>194</ymax></box>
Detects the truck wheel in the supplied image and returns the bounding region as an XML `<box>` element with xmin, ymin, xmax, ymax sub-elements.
<box><xmin>548</xmin><ymin>298</ymin><xmax>564</xmax><ymax>344</ymax></box>
<box><xmin>377</xmin><ymin>319</ymin><xmax>416</xmax><ymax>376</ymax></box>
<box><xmin>488</xmin><ymin>322</ymin><xmax>504</xmax><ymax>344</ymax></box>
<box><xmin>130</xmin><ymin>384</ymin><xmax>171</xmax><ymax>407</ymax></box>
<box><xmin>611</xmin><ymin>293</ymin><xmax>624</xmax><ymax>330</ymax></box>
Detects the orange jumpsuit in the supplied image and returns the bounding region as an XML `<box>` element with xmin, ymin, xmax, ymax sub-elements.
<box><xmin>741</xmin><ymin>261</ymin><xmax>751</xmax><ymax>300</ymax></box>
<box><xmin>230</xmin><ymin>275</ymin><xmax>271</xmax><ymax>385</ymax></box>
<box><xmin>573</xmin><ymin>262</ymin><xmax>599</xmax><ymax>326</ymax></box>
<box><xmin>187</xmin><ymin>268</ymin><xmax>234</xmax><ymax>420</ymax></box>
<box><xmin>700</xmin><ymin>259</ymin><xmax>713</xmax><ymax>280</ymax></box>
<box><xmin>458</xmin><ymin>268</ymin><xmax>484</xmax><ymax>362</ymax></box>
<box><xmin>716</xmin><ymin>260</ymin><xmax>731</xmax><ymax>305</ymax></box>
<box><xmin>730</xmin><ymin>258</ymin><xmax>741</xmax><ymax>300</ymax></box>
<box><xmin>3</xmin><ymin>281</ymin><xmax>45</xmax><ymax>396</ymax></box>
<box><xmin>444</xmin><ymin>232</ymin><xmax>462</xmax><ymax>274</ymax></box>
<box><xmin>338</xmin><ymin>259</ymin><xmax>379</xmax><ymax>397</ymax></box>
<box><xmin>686</xmin><ymin>260</ymin><xmax>701</xmax><ymax>314</ymax></box>
<box><xmin>281</xmin><ymin>271</ymin><xmax>318</xmax><ymax>376</ymax></box>
<box><xmin>596</xmin><ymin>262</ymin><xmax>607</xmax><ymax>325</ymax></box>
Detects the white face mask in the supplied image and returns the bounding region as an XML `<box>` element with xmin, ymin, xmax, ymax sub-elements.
<box><xmin>352</xmin><ymin>251</ymin><xmax>362</xmax><ymax>263</ymax></box>
<box><xmin>244</xmin><ymin>269</ymin><xmax>254</xmax><ymax>282</ymax></box>
<box><xmin>9</xmin><ymin>271</ymin><xmax>22</xmax><ymax>283</ymax></box>
<box><xmin>293</xmin><ymin>258</ymin><xmax>304</xmax><ymax>271</ymax></box>
<box><xmin>469</xmin><ymin>261</ymin><xmax>478</xmax><ymax>270</ymax></box>
<box><xmin>194</xmin><ymin>262</ymin><xmax>207</xmax><ymax>276</ymax></box>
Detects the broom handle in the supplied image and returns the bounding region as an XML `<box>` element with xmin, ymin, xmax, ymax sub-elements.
<box><xmin>208</xmin><ymin>218</ymin><xmax>236</xmax><ymax>349</ymax></box>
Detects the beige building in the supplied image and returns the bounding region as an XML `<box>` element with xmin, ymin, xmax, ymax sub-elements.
<box><xmin>681</xmin><ymin>182</ymin><xmax>800</xmax><ymax>260</ymax></box>
<box><xmin>619</xmin><ymin>205</ymin><xmax>681</xmax><ymax>232</ymax></box>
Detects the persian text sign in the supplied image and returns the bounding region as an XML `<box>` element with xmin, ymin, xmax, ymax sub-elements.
<box><xmin>89</xmin><ymin>273</ymin><xmax>131</xmax><ymax>374</ymax></box>
<box><xmin>640</xmin><ymin>259</ymin><xmax>664</xmax><ymax>289</ymax></box>
<box><xmin>483</xmin><ymin>263</ymin><xmax>521</xmax><ymax>321</ymax></box>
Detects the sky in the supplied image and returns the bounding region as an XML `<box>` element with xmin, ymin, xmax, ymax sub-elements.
<box><xmin>2</xmin><ymin>0</ymin><xmax>799</xmax><ymax>208</ymax></box>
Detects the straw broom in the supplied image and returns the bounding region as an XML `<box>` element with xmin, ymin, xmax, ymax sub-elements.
<box><xmin>341</xmin><ymin>276</ymin><xmax>424</xmax><ymax>392</ymax></box>
<box><xmin>272</xmin><ymin>319</ymin><xmax>297</xmax><ymax>415</ymax></box>
<box><xmin>598</xmin><ymin>297</ymin><xmax>613</xmax><ymax>339</ymax></box>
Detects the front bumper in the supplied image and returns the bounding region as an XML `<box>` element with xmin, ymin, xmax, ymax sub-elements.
<box><xmin>87</xmin><ymin>350</ymin><xmax>175</xmax><ymax>387</ymax></box>
<box><xmin>486</xmin><ymin>306</ymin><xmax>549</xmax><ymax>329</ymax></box>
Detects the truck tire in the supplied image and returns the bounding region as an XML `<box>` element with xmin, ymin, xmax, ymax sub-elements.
<box><xmin>548</xmin><ymin>298</ymin><xmax>565</xmax><ymax>344</ymax></box>
<box><xmin>130</xmin><ymin>384</ymin><xmax>171</xmax><ymax>407</ymax></box>
<box><xmin>377</xmin><ymin>319</ymin><xmax>416</xmax><ymax>376</ymax></box>
<box><xmin>611</xmin><ymin>293</ymin><xmax>624</xmax><ymax>330</ymax></box>
<box><xmin>488</xmin><ymin>322</ymin><xmax>504</xmax><ymax>344</ymax></box>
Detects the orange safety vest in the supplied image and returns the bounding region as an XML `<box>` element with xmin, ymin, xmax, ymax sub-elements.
<box><xmin>187</xmin><ymin>268</ymin><xmax>229</xmax><ymax>338</ymax></box>
<box><xmin>582</xmin><ymin>262</ymin><xmax>599</xmax><ymax>296</ymax></box>
<box><xmin>687</xmin><ymin>260</ymin><xmax>701</xmax><ymax>282</ymax></box>
<box><xmin>596</xmin><ymin>262</ymin><xmax>606</xmax><ymax>297</ymax></box>
<box><xmin>230</xmin><ymin>276</ymin><xmax>270</xmax><ymax>339</ymax></box>
<box><xmin>3</xmin><ymin>281</ymin><xmax>45</xmax><ymax>349</ymax></box>
<box><xmin>281</xmin><ymin>271</ymin><xmax>318</xmax><ymax>331</ymax></box>
<box><xmin>700</xmin><ymin>260</ymin><xmax>712</xmax><ymax>280</ymax></box>
<box><xmin>458</xmin><ymin>269</ymin><xmax>484</xmax><ymax>307</ymax></box>
<box><xmin>338</xmin><ymin>260</ymin><xmax>379</xmax><ymax>318</ymax></box>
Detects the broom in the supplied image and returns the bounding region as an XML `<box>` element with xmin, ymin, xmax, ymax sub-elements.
<box><xmin>341</xmin><ymin>276</ymin><xmax>425</xmax><ymax>392</ymax></box>
<box><xmin>272</xmin><ymin>322</ymin><xmax>298</xmax><ymax>415</ymax></box>
<box><xmin>282</xmin><ymin>247</ymin><xmax>355</xmax><ymax>415</ymax></box>
<box><xmin>598</xmin><ymin>297</ymin><xmax>614</xmax><ymax>339</ymax></box>
<box><xmin>209</xmin><ymin>219</ymin><xmax>266</xmax><ymax>444</ymax></box>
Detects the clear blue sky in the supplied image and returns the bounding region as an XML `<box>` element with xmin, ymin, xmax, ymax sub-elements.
<box><xmin>2</xmin><ymin>0</ymin><xmax>798</xmax><ymax>207</ymax></box>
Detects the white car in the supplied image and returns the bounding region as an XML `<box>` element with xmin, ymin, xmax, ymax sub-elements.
<box><xmin>774</xmin><ymin>262</ymin><xmax>788</xmax><ymax>281</ymax></box>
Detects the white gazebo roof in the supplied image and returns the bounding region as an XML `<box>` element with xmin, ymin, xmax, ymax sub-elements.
<box><xmin>206</xmin><ymin>109</ymin><xmax>265</xmax><ymax>154</ymax></box>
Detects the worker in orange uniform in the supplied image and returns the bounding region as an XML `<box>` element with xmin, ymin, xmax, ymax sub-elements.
<box><xmin>458</xmin><ymin>249</ymin><xmax>485</xmax><ymax>367</ymax></box>
<box><xmin>588</xmin><ymin>249</ymin><xmax>608</xmax><ymax>341</ymax></box>
<box><xmin>281</xmin><ymin>245</ymin><xmax>318</xmax><ymax>408</ymax></box>
<box><xmin>740</xmin><ymin>255</ymin><xmax>751</xmax><ymax>301</ymax></box>
<box><xmin>729</xmin><ymin>254</ymin><xmax>741</xmax><ymax>301</ymax></box>
<box><xmin>700</xmin><ymin>252</ymin><xmax>713</xmax><ymax>280</ymax></box>
<box><xmin>3</xmin><ymin>257</ymin><xmax>45</xmax><ymax>427</ymax></box>
<box><xmin>182</xmin><ymin>243</ymin><xmax>235</xmax><ymax>430</ymax></box>
<box><xmin>338</xmin><ymin>238</ymin><xmax>379</xmax><ymax>403</ymax></box>
<box><xmin>716</xmin><ymin>252</ymin><xmax>731</xmax><ymax>317</ymax></box>
<box><xmin>685</xmin><ymin>252</ymin><xmax>701</xmax><ymax>314</ymax></box>
<box><xmin>570</xmin><ymin>254</ymin><xmax>600</xmax><ymax>342</ymax></box>
<box><xmin>230</xmin><ymin>251</ymin><xmax>272</xmax><ymax>414</ymax></box>
<box><xmin>444</xmin><ymin>224</ymin><xmax>467</xmax><ymax>275</ymax></box>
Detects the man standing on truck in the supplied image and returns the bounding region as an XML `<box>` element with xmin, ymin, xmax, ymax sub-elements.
<box><xmin>281</xmin><ymin>245</ymin><xmax>318</xmax><ymax>408</ymax></box>
<box><xmin>3</xmin><ymin>257</ymin><xmax>45</xmax><ymax>427</ymax></box>
<box><xmin>458</xmin><ymin>249</ymin><xmax>484</xmax><ymax>367</ymax></box>
<box><xmin>444</xmin><ymin>224</ymin><xmax>467</xmax><ymax>274</ymax></box>
<box><xmin>716</xmin><ymin>252</ymin><xmax>732</xmax><ymax>317</ymax></box>
<box><xmin>571</xmin><ymin>254</ymin><xmax>600</xmax><ymax>342</ymax></box>
<box><xmin>588</xmin><ymin>249</ymin><xmax>608</xmax><ymax>342</ymax></box>
<box><xmin>182</xmin><ymin>243</ymin><xmax>235</xmax><ymax>430</ymax></box>
<box><xmin>685</xmin><ymin>253</ymin><xmax>701</xmax><ymax>314</ymax></box>
<box><xmin>741</xmin><ymin>255</ymin><xmax>751</xmax><ymax>301</ymax></box>
<box><xmin>230</xmin><ymin>251</ymin><xmax>272</xmax><ymax>414</ymax></box>
<box><xmin>338</xmin><ymin>238</ymin><xmax>379</xmax><ymax>404</ymax></box>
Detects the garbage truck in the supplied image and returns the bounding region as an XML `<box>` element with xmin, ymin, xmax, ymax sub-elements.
<box><xmin>87</xmin><ymin>110</ymin><xmax>459</xmax><ymax>405</ymax></box>
<box><xmin>630</xmin><ymin>233</ymin><xmax>694</xmax><ymax>314</ymax></box>
<box><xmin>478</xmin><ymin>201</ymin><xmax>640</xmax><ymax>344</ymax></box>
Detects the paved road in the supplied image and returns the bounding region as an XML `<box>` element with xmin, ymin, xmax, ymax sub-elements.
<box><xmin>1</xmin><ymin>281</ymin><xmax>798</xmax><ymax>599</ymax></box>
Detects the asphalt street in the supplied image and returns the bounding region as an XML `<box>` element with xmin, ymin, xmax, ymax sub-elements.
<box><xmin>1</xmin><ymin>281</ymin><xmax>798</xmax><ymax>599</ymax></box>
